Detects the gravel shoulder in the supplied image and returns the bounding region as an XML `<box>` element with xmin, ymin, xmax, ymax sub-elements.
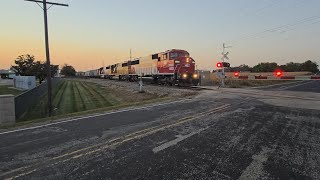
<box><xmin>75</xmin><ymin>78</ymin><xmax>199</xmax><ymax>100</ymax></box>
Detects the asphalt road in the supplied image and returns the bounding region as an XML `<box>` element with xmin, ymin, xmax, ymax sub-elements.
<box><xmin>1</xmin><ymin>82</ymin><xmax>320</xmax><ymax>179</ymax></box>
<box><xmin>257</xmin><ymin>80</ymin><xmax>320</xmax><ymax>93</ymax></box>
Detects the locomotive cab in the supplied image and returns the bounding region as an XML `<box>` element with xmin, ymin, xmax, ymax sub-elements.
<box><xmin>170</xmin><ymin>51</ymin><xmax>199</xmax><ymax>86</ymax></box>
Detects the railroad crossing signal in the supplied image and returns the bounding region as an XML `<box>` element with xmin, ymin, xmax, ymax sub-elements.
<box><xmin>222</xmin><ymin>52</ymin><xmax>229</xmax><ymax>60</ymax></box>
<box><xmin>216</xmin><ymin>62</ymin><xmax>231</xmax><ymax>68</ymax></box>
<box><xmin>275</xmin><ymin>70</ymin><xmax>283</xmax><ymax>77</ymax></box>
<box><xmin>222</xmin><ymin>62</ymin><xmax>230</xmax><ymax>68</ymax></box>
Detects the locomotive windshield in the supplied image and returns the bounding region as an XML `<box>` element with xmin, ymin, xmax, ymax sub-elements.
<box><xmin>170</xmin><ymin>52</ymin><xmax>189</xmax><ymax>59</ymax></box>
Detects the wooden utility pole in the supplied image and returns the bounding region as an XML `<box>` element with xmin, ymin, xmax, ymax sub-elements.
<box><xmin>25</xmin><ymin>0</ymin><xmax>68</xmax><ymax>116</ymax></box>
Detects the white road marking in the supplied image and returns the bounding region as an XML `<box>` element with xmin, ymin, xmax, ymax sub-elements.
<box><xmin>279</xmin><ymin>81</ymin><xmax>313</xmax><ymax>90</ymax></box>
<box><xmin>152</xmin><ymin>127</ymin><xmax>208</xmax><ymax>153</ymax></box>
<box><xmin>250</xmin><ymin>81</ymin><xmax>304</xmax><ymax>89</ymax></box>
<box><xmin>238</xmin><ymin>147</ymin><xmax>274</xmax><ymax>180</ymax></box>
<box><xmin>0</xmin><ymin>99</ymin><xmax>190</xmax><ymax>136</ymax></box>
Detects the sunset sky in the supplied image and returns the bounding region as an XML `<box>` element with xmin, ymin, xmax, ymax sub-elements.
<box><xmin>1</xmin><ymin>0</ymin><xmax>319</xmax><ymax>71</ymax></box>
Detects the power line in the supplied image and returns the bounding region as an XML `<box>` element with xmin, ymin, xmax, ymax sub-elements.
<box><xmin>236</xmin><ymin>0</ymin><xmax>281</xmax><ymax>18</ymax></box>
<box><xmin>226</xmin><ymin>0</ymin><xmax>318</xmax><ymax>46</ymax></box>
<box><xmin>25</xmin><ymin>0</ymin><xmax>68</xmax><ymax>117</ymax></box>
<box><xmin>229</xmin><ymin>16</ymin><xmax>320</xmax><ymax>46</ymax></box>
<box><xmin>250</xmin><ymin>0</ymin><xmax>281</xmax><ymax>16</ymax></box>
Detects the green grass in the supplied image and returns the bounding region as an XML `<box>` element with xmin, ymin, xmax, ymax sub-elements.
<box><xmin>20</xmin><ymin>80</ymin><xmax>128</xmax><ymax>121</ymax></box>
<box><xmin>0</xmin><ymin>85</ymin><xmax>25</xmax><ymax>96</ymax></box>
<box><xmin>0</xmin><ymin>96</ymin><xmax>173</xmax><ymax>130</ymax></box>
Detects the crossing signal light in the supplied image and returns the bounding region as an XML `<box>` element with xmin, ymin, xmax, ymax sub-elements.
<box><xmin>234</xmin><ymin>72</ymin><xmax>240</xmax><ymax>77</ymax></box>
<box><xmin>275</xmin><ymin>70</ymin><xmax>283</xmax><ymax>77</ymax></box>
<box><xmin>216</xmin><ymin>62</ymin><xmax>231</xmax><ymax>68</ymax></box>
<box><xmin>222</xmin><ymin>62</ymin><xmax>231</xmax><ymax>68</ymax></box>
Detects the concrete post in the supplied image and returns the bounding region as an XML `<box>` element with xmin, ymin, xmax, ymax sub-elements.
<box><xmin>0</xmin><ymin>95</ymin><xmax>16</xmax><ymax>125</ymax></box>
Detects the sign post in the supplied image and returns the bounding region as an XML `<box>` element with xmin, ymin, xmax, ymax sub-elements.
<box><xmin>221</xmin><ymin>43</ymin><xmax>231</xmax><ymax>88</ymax></box>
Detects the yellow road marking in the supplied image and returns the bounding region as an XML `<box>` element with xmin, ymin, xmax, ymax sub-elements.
<box><xmin>53</xmin><ymin>104</ymin><xmax>232</xmax><ymax>161</ymax></box>
<box><xmin>3</xmin><ymin>104</ymin><xmax>231</xmax><ymax>179</ymax></box>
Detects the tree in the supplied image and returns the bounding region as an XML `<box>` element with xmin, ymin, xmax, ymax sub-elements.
<box><xmin>31</xmin><ymin>61</ymin><xmax>46</xmax><ymax>84</ymax></box>
<box><xmin>11</xmin><ymin>54</ymin><xmax>58</xmax><ymax>84</ymax></box>
<box><xmin>252</xmin><ymin>62</ymin><xmax>278</xmax><ymax>72</ymax></box>
<box><xmin>238</xmin><ymin>64</ymin><xmax>252</xmax><ymax>72</ymax></box>
<box><xmin>11</xmin><ymin>55</ymin><xmax>35</xmax><ymax>76</ymax></box>
<box><xmin>301</xmin><ymin>60</ymin><xmax>319</xmax><ymax>73</ymax></box>
<box><xmin>229</xmin><ymin>64</ymin><xmax>252</xmax><ymax>72</ymax></box>
<box><xmin>61</xmin><ymin>64</ymin><xmax>76</xmax><ymax>76</ymax></box>
<box><xmin>282</xmin><ymin>62</ymin><xmax>302</xmax><ymax>72</ymax></box>
<box><xmin>31</xmin><ymin>61</ymin><xmax>59</xmax><ymax>84</ymax></box>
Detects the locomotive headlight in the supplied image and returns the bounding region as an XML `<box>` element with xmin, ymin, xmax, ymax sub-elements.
<box><xmin>186</xmin><ymin>58</ymin><xmax>190</xmax><ymax>63</ymax></box>
<box><xmin>193</xmin><ymin>74</ymin><xmax>198</xmax><ymax>79</ymax></box>
<box><xmin>182</xmin><ymin>73</ymin><xmax>188</xmax><ymax>79</ymax></box>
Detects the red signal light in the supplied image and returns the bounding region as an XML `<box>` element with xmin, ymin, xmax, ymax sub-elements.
<box><xmin>234</xmin><ymin>72</ymin><xmax>240</xmax><ymax>77</ymax></box>
<box><xmin>216</xmin><ymin>62</ymin><xmax>223</xmax><ymax>68</ymax></box>
<box><xmin>275</xmin><ymin>70</ymin><xmax>283</xmax><ymax>77</ymax></box>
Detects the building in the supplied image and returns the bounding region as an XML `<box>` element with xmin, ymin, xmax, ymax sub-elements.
<box><xmin>0</xmin><ymin>69</ymin><xmax>16</xmax><ymax>79</ymax></box>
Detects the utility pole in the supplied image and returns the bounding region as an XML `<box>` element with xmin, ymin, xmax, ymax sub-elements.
<box><xmin>25</xmin><ymin>0</ymin><xmax>68</xmax><ymax>117</ymax></box>
<box><xmin>221</xmin><ymin>43</ymin><xmax>231</xmax><ymax>88</ymax></box>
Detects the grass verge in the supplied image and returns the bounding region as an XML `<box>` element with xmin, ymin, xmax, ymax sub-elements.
<box><xmin>0</xmin><ymin>96</ymin><xmax>179</xmax><ymax>130</ymax></box>
<box><xmin>20</xmin><ymin>80</ymin><xmax>125</xmax><ymax>121</ymax></box>
<box><xmin>0</xmin><ymin>85</ymin><xmax>25</xmax><ymax>96</ymax></box>
<box><xmin>2</xmin><ymin>79</ymin><xmax>196</xmax><ymax>129</ymax></box>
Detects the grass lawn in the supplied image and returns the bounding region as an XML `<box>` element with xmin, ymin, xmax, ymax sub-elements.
<box><xmin>0</xmin><ymin>85</ymin><xmax>25</xmax><ymax>96</ymax></box>
<box><xmin>21</xmin><ymin>80</ymin><xmax>123</xmax><ymax>121</ymax></box>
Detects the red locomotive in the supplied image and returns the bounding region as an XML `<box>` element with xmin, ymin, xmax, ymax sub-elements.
<box><xmin>90</xmin><ymin>49</ymin><xmax>199</xmax><ymax>86</ymax></box>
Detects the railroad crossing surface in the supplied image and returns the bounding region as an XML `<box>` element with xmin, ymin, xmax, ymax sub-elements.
<box><xmin>1</xmin><ymin>81</ymin><xmax>320</xmax><ymax>179</ymax></box>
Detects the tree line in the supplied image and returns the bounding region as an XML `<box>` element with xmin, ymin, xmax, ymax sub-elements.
<box><xmin>228</xmin><ymin>60</ymin><xmax>319</xmax><ymax>73</ymax></box>
<box><xmin>11</xmin><ymin>54</ymin><xmax>76</xmax><ymax>84</ymax></box>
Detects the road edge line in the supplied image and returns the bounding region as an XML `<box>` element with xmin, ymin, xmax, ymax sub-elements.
<box><xmin>0</xmin><ymin>99</ymin><xmax>190</xmax><ymax>136</ymax></box>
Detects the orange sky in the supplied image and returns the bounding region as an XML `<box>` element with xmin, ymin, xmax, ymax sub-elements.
<box><xmin>1</xmin><ymin>0</ymin><xmax>319</xmax><ymax>72</ymax></box>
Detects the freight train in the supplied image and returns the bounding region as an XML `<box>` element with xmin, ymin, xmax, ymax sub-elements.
<box><xmin>85</xmin><ymin>49</ymin><xmax>199</xmax><ymax>86</ymax></box>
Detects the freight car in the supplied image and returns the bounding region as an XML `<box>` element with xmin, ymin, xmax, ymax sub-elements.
<box><xmin>96</xmin><ymin>49</ymin><xmax>200</xmax><ymax>86</ymax></box>
<box><xmin>84</xmin><ymin>69</ymin><xmax>99</xmax><ymax>78</ymax></box>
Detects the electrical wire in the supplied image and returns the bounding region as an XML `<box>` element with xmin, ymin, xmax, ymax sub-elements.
<box><xmin>229</xmin><ymin>16</ymin><xmax>320</xmax><ymax>46</ymax></box>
